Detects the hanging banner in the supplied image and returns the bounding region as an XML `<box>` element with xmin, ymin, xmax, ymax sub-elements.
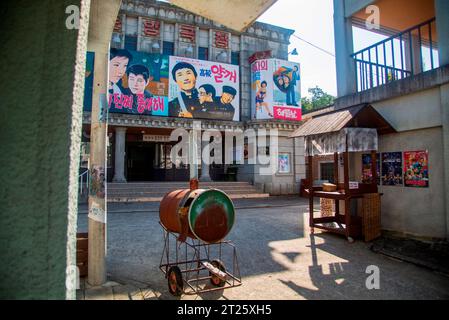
<box><xmin>168</xmin><ymin>56</ymin><xmax>240</xmax><ymax>121</ymax></box>
<box><xmin>362</xmin><ymin>153</ymin><xmax>380</xmax><ymax>185</ymax></box>
<box><xmin>404</xmin><ymin>151</ymin><xmax>429</xmax><ymax>188</ymax></box>
<box><xmin>251</xmin><ymin>58</ymin><xmax>301</xmax><ymax>121</ymax></box>
<box><xmin>381</xmin><ymin>152</ymin><xmax>403</xmax><ymax>186</ymax></box>
<box><xmin>107</xmin><ymin>48</ymin><xmax>169</xmax><ymax>116</ymax></box>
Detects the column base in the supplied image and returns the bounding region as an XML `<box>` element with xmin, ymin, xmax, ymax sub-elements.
<box><xmin>112</xmin><ymin>177</ymin><xmax>127</xmax><ymax>183</ymax></box>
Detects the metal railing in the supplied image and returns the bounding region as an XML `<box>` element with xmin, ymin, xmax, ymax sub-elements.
<box><xmin>79</xmin><ymin>169</ymin><xmax>89</xmax><ymax>197</ymax></box>
<box><xmin>351</xmin><ymin>18</ymin><xmax>437</xmax><ymax>92</ymax></box>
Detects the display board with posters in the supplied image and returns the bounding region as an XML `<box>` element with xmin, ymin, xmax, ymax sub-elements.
<box><xmin>168</xmin><ymin>56</ymin><xmax>240</xmax><ymax>121</ymax></box>
<box><xmin>404</xmin><ymin>151</ymin><xmax>429</xmax><ymax>188</ymax></box>
<box><xmin>107</xmin><ymin>48</ymin><xmax>169</xmax><ymax>116</ymax></box>
<box><xmin>83</xmin><ymin>50</ymin><xmax>241</xmax><ymax>121</ymax></box>
<box><xmin>251</xmin><ymin>58</ymin><xmax>301</xmax><ymax>121</ymax></box>
<box><xmin>381</xmin><ymin>152</ymin><xmax>403</xmax><ymax>186</ymax></box>
<box><xmin>362</xmin><ymin>153</ymin><xmax>380</xmax><ymax>185</ymax></box>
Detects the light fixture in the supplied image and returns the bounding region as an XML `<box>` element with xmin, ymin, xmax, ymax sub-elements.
<box><xmin>151</xmin><ymin>41</ymin><xmax>160</xmax><ymax>53</ymax></box>
<box><xmin>112</xmin><ymin>33</ymin><xmax>121</xmax><ymax>45</ymax></box>
<box><xmin>216</xmin><ymin>51</ymin><xmax>227</xmax><ymax>62</ymax></box>
<box><xmin>184</xmin><ymin>45</ymin><xmax>194</xmax><ymax>56</ymax></box>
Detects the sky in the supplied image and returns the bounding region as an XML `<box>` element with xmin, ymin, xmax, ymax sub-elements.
<box><xmin>161</xmin><ymin>0</ymin><xmax>405</xmax><ymax>99</ymax></box>
<box><xmin>257</xmin><ymin>0</ymin><xmax>393</xmax><ymax>98</ymax></box>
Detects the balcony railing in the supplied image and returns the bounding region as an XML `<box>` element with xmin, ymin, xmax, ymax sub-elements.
<box><xmin>351</xmin><ymin>18</ymin><xmax>438</xmax><ymax>92</ymax></box>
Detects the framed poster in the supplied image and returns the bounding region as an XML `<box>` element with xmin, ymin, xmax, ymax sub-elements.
<box><xmin>278</xmin><ymin>153</ymin><xmax>291</xmax><ymax>174</ymax></box>
<box><xmin>381</xmin><ymin>152</ymin><xmax>403</xmax><ymax>186</ymax></box>
<box><xmin>168</xmin><ymin>56</ymin><xmax>240</xmax><ymax>121</ymax></box>
<box><xmin>107</xmin><ymin>48</ymin><xmax>169</xmax><ymax>116</ymax></box>
<box><xmin>251</xmin><ymin>59</ymin><xmax>301</xmax><ymax>121</ymax></box>
<box><xmin>362</xmin><ymin>153</ymin><xmax>380</xmax><ymax>185</ymax></box>
<box><xmin>404</xmin><ymin>151</ymin><xmax>429</xmax><ymax>188</ymax></box>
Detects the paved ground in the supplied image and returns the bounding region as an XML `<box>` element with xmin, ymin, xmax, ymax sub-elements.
<box><xmin>77</xmin><ymin>197</ymin><xmax>449</xmax><ymax>300</ymax></box>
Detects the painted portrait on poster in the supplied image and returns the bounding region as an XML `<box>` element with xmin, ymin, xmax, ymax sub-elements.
<box><xmin>251</xmin><ymin>58</ymin><xmax>301</xmax><ymax>121</ymax></box>
<box><xmin>168</xmin><ymin>56</ymin><xmax>240</xmax><ymax>121</ymax></box>
<box><xmin>107</xmin><ymin>48</ymin><xmax>169</xmax><ymax>116</ymax></box>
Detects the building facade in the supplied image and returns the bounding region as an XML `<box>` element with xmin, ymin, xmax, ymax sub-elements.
<box><xmin>82</xmin><ymin>0</ymin><xmax>305</xmax><ymax>195</ymax></box>
<box><xmin>294</xmin><ymin>0</ymin><xmax>449</xmax><ymax>240</ymax></box>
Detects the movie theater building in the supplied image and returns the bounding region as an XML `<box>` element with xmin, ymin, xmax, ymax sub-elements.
<box><xmin>81</xmin><ymin>0</ymin><xmax>305</xmax><ymax>195</ymax></box>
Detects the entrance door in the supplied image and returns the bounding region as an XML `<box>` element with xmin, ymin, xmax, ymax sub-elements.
<box><xmin>126</xmin><ymin>142</ymin><xmax>190</xmax><ymax>181</ymax></box>
<box><xmin>126</xmin><ymin>143</ymin><xmax>155</xmax><ymax>181</ymax></box>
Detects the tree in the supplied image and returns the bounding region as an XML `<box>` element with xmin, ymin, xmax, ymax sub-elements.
<box><xmin>301</xmin><ymin>86</ymin><xmax>335</xmax><ymax>113</ymax></box>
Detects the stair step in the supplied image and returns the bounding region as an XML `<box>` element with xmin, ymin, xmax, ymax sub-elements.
<box><xmin>107</xmin><ymin>189</ymin><xmax>260</xmax><ymax>197</ymax></box>
<box><xmin>107</xmin><ymin>182</ymin><xmax>253</xmax><ymax>187</ymax></box>
<box><xmin>107</xmin><ymin>186</ymin><xmax>258</xmax><ymax>192</ymax></box>
<box><xmin>107</xmin><ymin>193</ymin><xmax>270</xmax><ymax>203</ymax></box>
<box><xmin>102</xmin><ymin>181</ymin><xmax>268</xmax><ymax>203</ymax></box>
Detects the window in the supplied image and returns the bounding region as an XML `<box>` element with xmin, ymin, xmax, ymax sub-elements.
<box><xmin>320</xmin><ymin>162</ymin><xmax>335</xmax><ymax>183</ymax></box>
<box><xmin>124</xmin><ymin>35</ymin><xmax>137</xmax><ymax>51</ymax></box>
<box><xmin>198</xmin><ymin>47</ymin><xmax>209</xmax><ymax>60</ymax></box>
<box><xmin>163</xmin><ymin>41</ymin><xmax>174</xmax><ymax>55</ymax></box>
<box><xmin>231</xmin><ymin>51</ymin><xmax>240</xmax><ymax>65</ymax></box>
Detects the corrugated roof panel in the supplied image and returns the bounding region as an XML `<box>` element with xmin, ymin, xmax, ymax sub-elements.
<box><xmin>289</xmin><ymin>105</ymin><xmax>365</xmax><ymax>137</ymax></box>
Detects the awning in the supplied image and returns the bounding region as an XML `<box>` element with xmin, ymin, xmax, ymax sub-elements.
<box><xmin>168</xmin><ymin>0</ymin><xmax>278</xmax><ymax>32</ymax></box>
<box><xmin>289</xmin><ymin>104</ymin><xmax>396</xmax><ymax>138</ymax></box>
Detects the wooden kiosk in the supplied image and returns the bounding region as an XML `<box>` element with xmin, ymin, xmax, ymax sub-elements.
<box><xmin>306</xmin><ymin>149</ymin><xmax>379</xmax><ymax>242</ymax></box>
<box><xmin>290</xmin><ymin>105</ymin><xmax>396</xmax><ymax>242</ymax></box>
<box><xmin>303</xmin><ymin>126</ymin><xmax>382</xmax><ymax>242</ymax></box>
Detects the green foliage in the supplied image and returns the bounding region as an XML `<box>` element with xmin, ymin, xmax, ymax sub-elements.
<box><xmin>301</xmin><ymin>86</ymin><xmax>335</xmax><ymax>113</ymax></box>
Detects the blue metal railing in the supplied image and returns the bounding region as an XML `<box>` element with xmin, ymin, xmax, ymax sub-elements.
<box><xmin>351</xmin><ymin>18</ymin><xmax>437</xmax><ymax>92</ymax></box>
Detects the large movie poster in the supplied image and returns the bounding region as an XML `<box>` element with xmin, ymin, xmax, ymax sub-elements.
<box><xmin>404</xmin><ymin>151</ymin><xmax>429</xmax><ymax>188</ymax></box>
<box><xmin>381</xmin><ymin>152</ymin><xmax>403</xmax><ymax>186</ymax></box>
<box><xmin>108</xmin><ymin>48</ymin><xmax>169</xmax><ymax>116</ymax></box>
<box><xmin>251</xmin><ymin>58</ymin><xmax>301</xmax><ymax>121</ymax></box>
<box><xmin>168</xmin><ymin>56</ymin><xmax>240</xmax><ymax>121</ymax></box>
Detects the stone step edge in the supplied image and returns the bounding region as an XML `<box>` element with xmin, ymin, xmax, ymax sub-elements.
<box><xmin>107</xmin><ymin>193</ymin><xmax>271</xmax><ymax>203</ymax></box>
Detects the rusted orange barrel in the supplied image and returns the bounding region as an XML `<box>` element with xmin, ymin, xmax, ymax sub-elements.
<box><xmin>159</xmin><ymin>188</ymin><xmax>235</xmax><ymax>244</ymax></box>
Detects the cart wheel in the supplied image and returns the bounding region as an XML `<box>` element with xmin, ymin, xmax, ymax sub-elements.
<box><xmin>209</xmin><ymin>259</ymin><xmax>226</xmax><ymax>287</ymax></box>
<box><xmin>167</xmin><ymin>266</ymin><xmax>183</xmax><ymax>296</ymax></box>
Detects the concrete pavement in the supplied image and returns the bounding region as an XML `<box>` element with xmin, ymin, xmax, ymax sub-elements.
<box><xmin>77</xmin><ymin>197</ymin><xmax>449</xmax><ymax>300</ymax></box>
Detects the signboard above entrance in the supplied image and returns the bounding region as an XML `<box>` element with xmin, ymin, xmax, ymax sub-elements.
<box><xmin>142</xmin><ymin>135</ymin><xmax>171</xmax><ymax>142</ymax></box>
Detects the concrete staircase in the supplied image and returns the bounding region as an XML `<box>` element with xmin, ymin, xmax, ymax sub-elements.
<box><xmin>106</xmin><ymin>181</ymin><xmax>270</xmax><ymax>203</ymax></box>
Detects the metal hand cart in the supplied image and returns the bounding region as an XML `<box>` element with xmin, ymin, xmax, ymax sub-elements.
<box><xmin>159</xmin><ymin>222</ymin><xmax>242</xmax><ymax>296</ymax></box>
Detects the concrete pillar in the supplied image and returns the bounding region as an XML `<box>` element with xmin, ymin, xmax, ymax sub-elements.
<box><xmin>87</xmin><ymin>0</ymin><xmax>122</xmax><ymax>287</ymax></box>
<box><xmin>404</xmin><ymin>35</ymin><xmax>423</xmax><ymax>74</ymax></box>
<box><xmin>435</xmin><ymin>0</ymin><xmax>449</xmax><ymax>67</ymax></box>
<box><xmin>440</xmin><ymin>83</ymin><xmax>449</xmax><ymax>240</ymax></box>
<box><xmin>200</xmin><ymin>140</ymin><xmax>212</xmax><ymax>182</ymax></box>
<box><xmin>189</xmin><ymin>123</ymin><xmax>201</xmax><ymax>180</ymax></box>
<box><xmin>0</xmin><ymin>0</ymin><xmax>90</xmax><ymax>299</ymax></box>
<box><xmin>333</xmin><ymin>0</ymin><xmax>357</xmax><ymax>97</ymax></box>
<box><xmin>113</xmin><ymin>127</ymin><xmax>127</xmax><ymax>182</ymax></box>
